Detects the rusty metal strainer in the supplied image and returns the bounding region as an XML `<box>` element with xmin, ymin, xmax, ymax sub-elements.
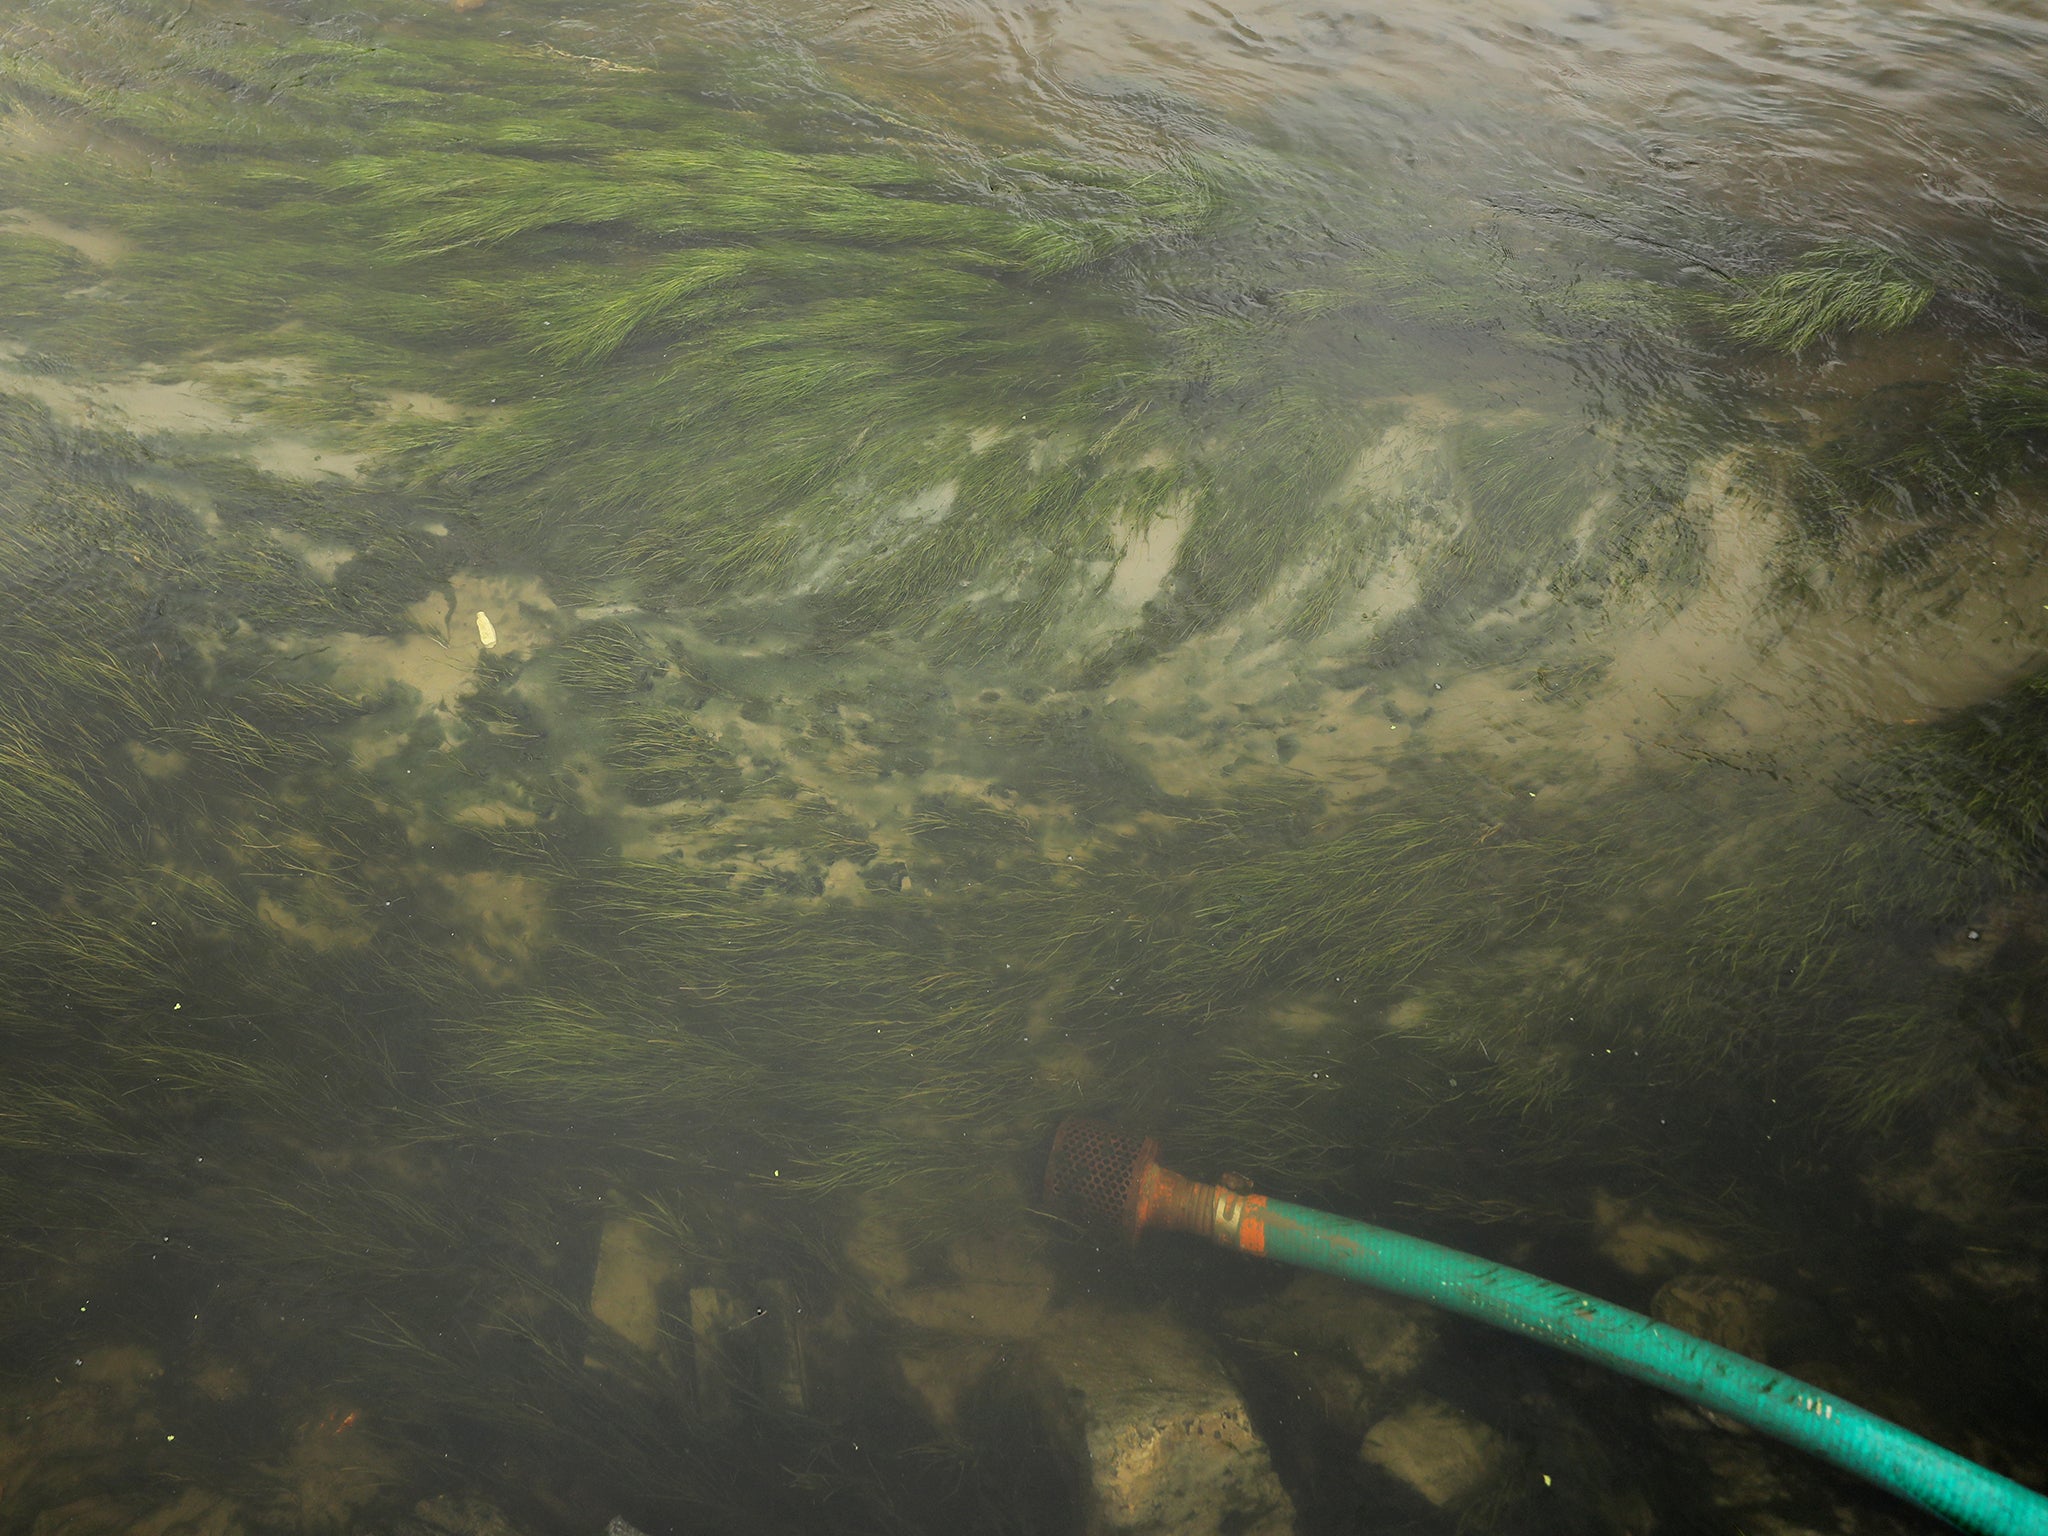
<box><xmin>1043</xmin><ymin>1117</ymin><xmax>1158</xmax><ymax>1238</ymax></box>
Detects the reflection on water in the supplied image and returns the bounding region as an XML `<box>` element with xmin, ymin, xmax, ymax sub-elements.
<box><xmin>0</xmin><ymin>0</ymin><xmax>2045</xmax><ymax>1531</ymax></box>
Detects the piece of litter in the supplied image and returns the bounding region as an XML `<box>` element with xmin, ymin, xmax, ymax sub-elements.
<box><xmin>477</xmin><ymin>611</ymin><xmax>497</xmax><ymax>648</ymax></box>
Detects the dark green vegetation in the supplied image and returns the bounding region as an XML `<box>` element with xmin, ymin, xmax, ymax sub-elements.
<box><xmin>1711</xmin><ymin>242</ymin><xmax>1936</xmax><ymax>354</ymax></box>
<box><xmin>1868</xmin><ymin>667</ymin><xmax>2048</xmax><ymax>884</ymax></box>
<box><xmin>5</xmin><ymin>0</ymin><xmax>2007</xmax><ymax>673</ymax></box>
<box><xmin>1738</xmin><ymin>357</ymin><xmax>2048</xmax><ymax>617</ymax></box>
<box><xmin>7</xmin><ymin>356</ymin><xmax>2041</xmax><ymax>1526</ymax></box>
<box><xmin>3</xmin><ymin>1</ymin><xmax>2048</xmax><ymax>1532</ymax></box>
<box><xmin>1707</xmin><ymin>244</ymin><xmax>2048</xmax><ymax>587</ymax></box>
<box><xmin>0</xmin><ymin>0</ymin><xmax>1227</xmax><ymax>656</ymax></box>
<box><xmin>0</xmin><ymin>384</ymin><xmax>1065</xmax><ymax>1530</ymax></box>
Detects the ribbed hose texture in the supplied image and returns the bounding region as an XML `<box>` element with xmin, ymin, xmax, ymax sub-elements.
<box><xmin>1256</xmin><ymin>1201</ymin><xmax>2048</xmax><ymax>1536</ymax></box>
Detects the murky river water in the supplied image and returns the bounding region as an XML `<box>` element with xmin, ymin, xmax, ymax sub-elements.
<box><xmin>1</xmin><ymin>0</ymin><xmax>2045</xmax><ymax>1532</ymax></box>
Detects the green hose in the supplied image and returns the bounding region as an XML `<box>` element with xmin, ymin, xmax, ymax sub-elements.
<box><xmin>1257</xmin><ymin>1200</ymin><xmax>2048</xmax><ymax>1535</ymax></box>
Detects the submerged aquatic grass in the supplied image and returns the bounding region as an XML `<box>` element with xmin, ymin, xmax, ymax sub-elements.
<box><xmin>1714</xmin><ymin>242</ymin><xmax>1936</xmax><ymax>352</ymax></box>
<box><xmin>1764</xmin><ymin>359</ymin><xmax>2048</xmax><ymax>564</ymax></box>
<box><xmin>0</xmin><ymin>0</ymin><xmax>1807</xmax><ymax>662</ymax></box>
<box><xmin>605</xmin><ymin>706</ymin><xmax>744</xmax><ymax>806</ymax></box>
<box><xmin>0</xmin><ymin>0</ymin><xmax>1252</xmax><ymax>649</ymax></box>
<box><xmin>1866</xmin><ymin>668</ymin><xmax>2048</xmax><ymax>882</ymax></box>
<box><xmin>2</xmin><ymin>1</ymin><xmax>2047</xmax><ymax>1529</ymax></box>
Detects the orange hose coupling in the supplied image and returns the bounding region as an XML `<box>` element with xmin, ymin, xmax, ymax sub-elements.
<box><xmin>1132</xmin><ymin>1161</ymin><xmax>1267</xmax><ymax>1253</ymax></box>
<box><xmin>1043</xmin><ymin>1116</ymin><xmax>1269</xmax><ymax>1255</ymax></box>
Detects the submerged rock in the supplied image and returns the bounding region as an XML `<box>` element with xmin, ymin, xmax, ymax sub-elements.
<box><xmin>1358</xmin><ymin>1395</ymin><xmax>1506</xmax><ymax>1508</ymax></box>
<box><xmin>1590</xmin><ymin>1190</ymin><xmax>1724</xmax><ymax>1278</ymax></box>
<box><xmin>583</xmin><ymin>1210</ymin><xmax>810</xmax><ymax>1420</ymax></box>
<box><xmin>1650</xmin><ymin>1272</ymin><xmax>1782</xmax><ymax>1361</ymax></box>
<box><xmin>970</xmin><ymin>1304</ymin><xmax>1296</xmax><ymax>1536</ymax></box>
<box><xmin>1223</xmin><ymin>1273</ymin><xmax>1437</xmax><ymax>1444</ymax></box>
<box><xmin>853</xmin><ymin>1207</ymin><xmax>1292</xmax><ymax>1531</ymax></box>
<box><xmin>588</xmin><ymin>1214</ymin><xmax>668</xmax><ymax>1356</ymax></box>
<box><xmin>409</xmin><ymin>1492</ymin><xmax>529</xmax><ymax>1536</ymax></box>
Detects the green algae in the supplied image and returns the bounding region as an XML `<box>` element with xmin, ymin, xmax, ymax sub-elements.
<box><xmin>1713</xmin><ymin>242</ymin><xmax>1937</xmax><ymax>353</ymax></box>
<box><xmin>1757</xmin><ymin>360</ymin><xmax>2048</xmax><ymax>573</ymax></box>
<box><xmin>0</xmin><ymin>0</ymin><xmax>1787</xmax><ymax>668</ymax></box>
<box><xmin>605</xmin><ymin>705</ymin><xmax>745</xmax><ymax>805</ymax></box>
<box><xmin>1868</xmin><ymin>668</ymin><xmax>2048</xmax><ymax>883</ymax></box>
<box><xmin>0</xmin><ymin>0</ymin><xmax>1240</xmax><ymax>652</ymax></box>
<box><xmin>0</xmin><ymin>350</ymin><xmax>2019</xmax><ymax>1288</ymax></box>
<box><xmin>556</xmin><ymin>618</ymin><xmax>664</xmax><ymax>702</ymax></box>
<box><xmin>0</xmin><ymin>229</ymin><xmax>94</xmax><ymax>325</ymax></box>
<box><xmin>0</xmin><ymin>1</ymin><xmax>2046</xmax><ymax>1527</ymax></box>
<box><xmin>0</xmin><ymin>362</ymin><xmax>2038</xmax><ymax>1530</ymax></box>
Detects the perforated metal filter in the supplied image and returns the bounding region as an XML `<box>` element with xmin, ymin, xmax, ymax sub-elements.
<box><xmin>1044</xmin><ymin>1117</ymin><xmax>1156</xmax><ymax>1236</ymax></box>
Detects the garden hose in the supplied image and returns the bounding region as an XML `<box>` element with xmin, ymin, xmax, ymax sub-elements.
<box><xmin>1043</xmin><ymin>1118</ymin><xmax>2048</xmax><ymax>1536</ymax></box>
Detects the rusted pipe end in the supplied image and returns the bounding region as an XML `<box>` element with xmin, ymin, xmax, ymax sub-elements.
<box><xmin>1044</xmin><ymin>1117</ymin><xmax>1158</xmax><ymax>1239</ymax></box>
<box><xmin>1045</xmin><ymin>1118</ymin><xmax>1259</xmax><ymax>1250</ymax></box>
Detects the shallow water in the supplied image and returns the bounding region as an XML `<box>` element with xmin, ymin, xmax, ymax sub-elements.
<box><xmin>1</xmin><ymin>0</ymin><xmax>2045</xmax><ymax>1532</ymax></box>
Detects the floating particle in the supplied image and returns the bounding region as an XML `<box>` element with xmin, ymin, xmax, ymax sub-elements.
<box><xmin>477</xmin><ymin>611</ymin><xmax>497</xmax><ymax>648</ymax></box>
